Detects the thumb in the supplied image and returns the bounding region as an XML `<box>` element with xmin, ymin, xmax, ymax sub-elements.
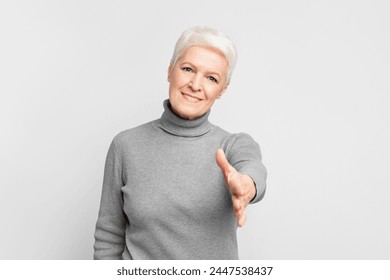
<box><xmin>216</xmin><ymin>149</ymin><xmax>233</xmax><ymax>176</ymax></box>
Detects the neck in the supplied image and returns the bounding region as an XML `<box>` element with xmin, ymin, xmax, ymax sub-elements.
<box><xmin>159</xmin><ymin>99</ymin><xmax>212</xmax><ymax>137</ymax></box>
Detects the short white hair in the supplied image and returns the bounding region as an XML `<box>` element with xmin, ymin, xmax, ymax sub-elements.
<box><xmin>170</xmin><ymin>26</ymin><xmax>237</xmax><ymax>83</ymax></box>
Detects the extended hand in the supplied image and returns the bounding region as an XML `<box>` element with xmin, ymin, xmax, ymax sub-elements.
<box><xmin>216</xmin><ymin>149</ymin><xmax>256</xmax><ymax>227</ymax></box>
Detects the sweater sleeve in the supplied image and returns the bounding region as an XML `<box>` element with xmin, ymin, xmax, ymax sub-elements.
<box><xmin>224</xmin><ymin>133</ymin><xmax>267</xmax><ymax>204</ymax></box>
<box><xmin>93</xmin><ymin>138</ymin><xmax>127</xmax><ymax>259</ymax></box>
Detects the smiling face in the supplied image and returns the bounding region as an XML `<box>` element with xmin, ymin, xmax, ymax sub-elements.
<box><xmin>167</xmin><ymin>45</ymin><xmax>229</xmax><ymax>120</ymax></box>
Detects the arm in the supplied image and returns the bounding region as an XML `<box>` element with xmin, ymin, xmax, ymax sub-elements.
<box><xmin>228</xmin><ymin>133</ymin><xmax>267</xmax><ymax>204</ymax></box>
<box><xmin>93</xmin><ymin>139</ymin><xmax>127</xmax><ymax>259</ymax></box>
<box><xmin>216</xmin><ymin>133</ymin><xmax>267</xmax><ymax>227</ymax></box>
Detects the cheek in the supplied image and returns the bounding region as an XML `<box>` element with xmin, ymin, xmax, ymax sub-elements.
<box><xmin>171</xmin><ymin>72</ymin><xmax>189</xmax><ymax>87</ymax></box>
<box><xmin>205</xmin><ymin>84</ymin><xmax>224</xmax><ymax>98</ymax></box>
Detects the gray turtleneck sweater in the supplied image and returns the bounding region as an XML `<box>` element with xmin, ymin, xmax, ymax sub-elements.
<box><xmin>94</xmin><ymin>100</ymin><xmax>267</xmax><ymax>260</ymax></box>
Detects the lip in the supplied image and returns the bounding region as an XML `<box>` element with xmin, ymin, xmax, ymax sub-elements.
<box><xmin>181</xmin><ymin>92</ymin><xmax>203</xmax><ymax>101</ymax></box>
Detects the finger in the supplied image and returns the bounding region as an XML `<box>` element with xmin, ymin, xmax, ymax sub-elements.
<box><xmin>232</xmin><ymin>197</ymin><xmax>241</xmax><ymax>214</ymax></box>
<box><xmin>236</xmin><ymin>200</ymin><xmax>245</xmax><ymax>218</ymax></box>
<box><xmin>216</xmin><ymin>149</ymin><xmax>233</xmax><ymax>177</ymax></box>
<box><xmin>229</xmin><ymin>182</ymin><xmax>245</xmax><ymax>197</ymax></box>
<box><xmin>237</xmin><ymin>211</ymin><xmax>247</xmax><ymax>227</ymax></box>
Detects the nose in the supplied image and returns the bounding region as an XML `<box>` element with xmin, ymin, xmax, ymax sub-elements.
<box><xmin>189</xmin><ymin>74</ymin><xmax>202</xmax><ymax>92</ymax></box>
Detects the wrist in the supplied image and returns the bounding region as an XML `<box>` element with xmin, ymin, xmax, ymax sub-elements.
<box><xmin>249</xmin><ymin>181</ymin><xmax>257</xmax><ymax>202</ymax></box>
<box><xmin>243</xmin><ymin>174</ymin><xmax>257</xmax><ymax>202</ymax></box>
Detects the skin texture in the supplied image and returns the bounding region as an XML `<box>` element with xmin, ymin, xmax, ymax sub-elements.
<box><xmin>167</xmin><ymin>45</ymin><xmax>228</xmax><ymax>120</ymax></box>
<box><xmin>216</xmin><ymin>149</ymin><xmax>256</xmax><ymax>227</ymax></box>
<box><xmin>167</xmin><ymin>45</ymin><xmax>256</xmax><ymax>227</ymax></box>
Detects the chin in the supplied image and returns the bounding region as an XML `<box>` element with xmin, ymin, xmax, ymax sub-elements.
<box><xmin>176</xmin><ymin>106</ymin><xmax>203</xmax><ymax>120</ymax></box>
<box><xmin>169</xmin><ymin>96</ymin><xmax>208</xmax><ymax>119</ymax></box>
<box><xmin>179</xmin><ymin>111</ymin><xmax>200</xmax><ymax>120</ymax></box>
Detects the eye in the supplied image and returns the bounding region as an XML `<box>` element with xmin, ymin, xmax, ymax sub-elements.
<box><xmin>208</xmin><ymin>76</ymin><xmax>218</xmax><ymax>83</ymax></box>
<box><xmin>182</xmin><ymin>67</ymin><xmax>193</xmax><ymax>72</ymax></box>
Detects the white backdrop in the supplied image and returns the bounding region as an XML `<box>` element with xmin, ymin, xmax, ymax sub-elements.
<box><xmin>1</xmin><ymin>0</ymin><xmax>389</xmax><ymax>259</ymax></box>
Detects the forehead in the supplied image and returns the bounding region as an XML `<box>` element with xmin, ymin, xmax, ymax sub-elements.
<box><xmin>178</xmin><ymin>46</ymin><xmax>228</xmax><ymax>73</ymax></box>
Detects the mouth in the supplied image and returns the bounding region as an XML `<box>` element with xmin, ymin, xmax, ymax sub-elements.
<box><xmin>181</xmin><ymin>92</ymin><xmax>202</xmax><ymax>103</ymax></box>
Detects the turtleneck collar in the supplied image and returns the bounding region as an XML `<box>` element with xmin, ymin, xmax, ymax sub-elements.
<box><xmin>159</xmin><ymin>99</ymin><xmax>213</xmax><ymax>137</ymax></box>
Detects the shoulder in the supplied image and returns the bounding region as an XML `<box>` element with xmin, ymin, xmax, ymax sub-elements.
<box><xmin>111</xmin><ymin>120</ymin><xmax>157</xmax><ymax>149</ymax></box>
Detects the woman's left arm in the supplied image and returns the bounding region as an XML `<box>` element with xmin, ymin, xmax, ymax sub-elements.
<box><xmin>216</xmin><ymin>133</ymin><xmax>267</xmax><ymax>226</ymax></box>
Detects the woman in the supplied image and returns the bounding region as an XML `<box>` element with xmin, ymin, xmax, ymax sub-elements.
<box><xmin>94</xmin><ymin>26</ymin><xmax>267</xmax><ymax>260</ymax></box>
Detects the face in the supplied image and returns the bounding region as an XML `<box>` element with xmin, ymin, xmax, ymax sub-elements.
<box><xmin>167</xmin><ymin>45</ymin><xmax>229</xmax><ymax>120</ymax></box>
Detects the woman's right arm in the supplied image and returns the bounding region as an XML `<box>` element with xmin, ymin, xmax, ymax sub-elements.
<box><xmin>93</xmin><ymin>139</ymin><xmax>127</xmax><ymax>259</ymax></box>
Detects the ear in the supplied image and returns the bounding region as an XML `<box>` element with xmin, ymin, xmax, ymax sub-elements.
<box><xmin>167</xmin><ymin>65</ymin><xmax>172</xmax><ymax>82</ymax></box>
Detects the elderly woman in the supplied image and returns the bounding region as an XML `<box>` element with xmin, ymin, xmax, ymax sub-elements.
<box><xmin>94</xmin><ymin>26</ymin><xmax>267</xmax><ymax>260</ymax></box>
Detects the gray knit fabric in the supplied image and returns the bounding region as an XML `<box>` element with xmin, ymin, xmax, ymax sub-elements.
<box><xmin>94</xmin><ymin>99</ymin><xmax>267</xmax><ymax>260</ymax></box>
